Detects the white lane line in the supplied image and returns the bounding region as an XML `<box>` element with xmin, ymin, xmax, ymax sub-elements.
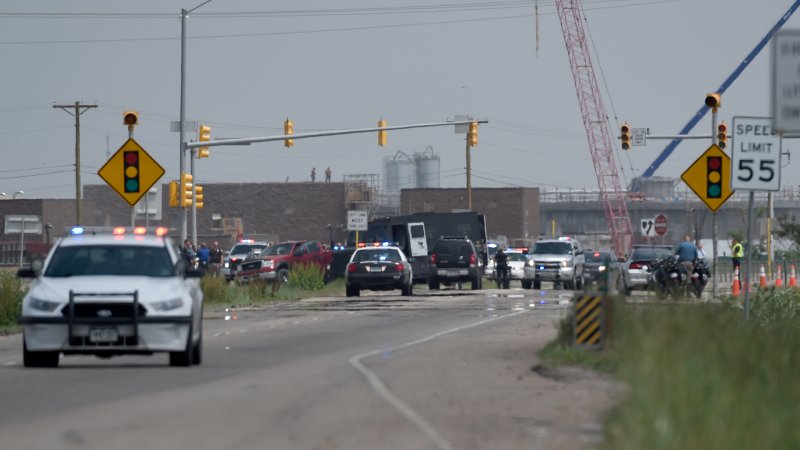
<box><xmin>349</xmin><ymin>309</ymin><xmax>530</xmax><ymax>450</ymax></box>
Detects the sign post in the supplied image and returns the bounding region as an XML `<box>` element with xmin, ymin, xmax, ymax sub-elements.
<box><xmin>732</xmin><ymin>116</ymin><xmax>782</xmax><ymax>320</ymax></box>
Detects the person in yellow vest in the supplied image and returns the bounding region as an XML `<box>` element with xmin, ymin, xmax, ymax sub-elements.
<box><xmin>731</xmin><ymin>239</ymin><xmax>744</xmax><ymax>280</ymax></box>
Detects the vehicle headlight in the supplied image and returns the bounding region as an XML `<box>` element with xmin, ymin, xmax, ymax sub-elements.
<box><xmin>224</xmin><ymin>261</ymin><xmax>230</xmax><ymax>268</ymax></box>
<box><xmin>263</xmin><ymin>260</ymin><xmax>274</xmax><ymax>268</ymax></box>
<box><xmin>29</xmin><ymin>297</ymin><xmax>61</xmax><ymax>312</ymax></box>
<box><xmin>151</xmin><ymin>298</ymin><xmax>184</xmax><ymax>312</ymax></box>
<box><xmin>527</xmin><ymin>260</ymin><xmax>535</xmax><ymax>267</ymax></box>
<box><xmin>561</xmin><ymin>261</ymin><xmax>569</xmax><ymax>268</ymax></box>
<box><xmin>599</xmin><ymin>265</ymin><xmax>607</xmax><ymax>272</ymax></box>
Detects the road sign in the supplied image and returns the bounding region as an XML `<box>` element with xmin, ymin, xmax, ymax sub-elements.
<box><xmin>632</xmin><ymin>128</ymin><xmax>647</xmax><ymax>146</ymax></box>
<box><xmin>681</xmin><ymin>144</ymin><xmax>733</xmax><ymax>213</ymax></box>
<box><xmin>640</xmin><ymin>218</ymin><xmax>655</xmax><ymax>237</ymax></box>
<box><xmin>772</xmin><ymin>30</ymin><xmax>800</xmax><ymax>133</ymax></box>
<box><xmin>654</xmin><ymin>214</ymin><xmax>668</xmax><ymax>236</ymax></box>
<box><xmin>347</xmin><ymin>210</ymin><xmax>368</xmax><ymax>231</ymax></box>
<box><xmin>98</xmin><ymin>138</ymin><xmax>166</xmax><ymax>207</ymax></box>
<box><xmin>731</xmin><ymin>116</ymin><xmax>781</xmax><ymax>191</ymax></box>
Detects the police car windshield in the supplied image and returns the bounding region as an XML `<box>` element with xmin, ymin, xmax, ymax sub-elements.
<box><xmin>45</xmin><ymin>245</ymin><xmax>174</xmax><ymax>278</ymax></box>
<box><xmin>353</xmin><ymin>248</ymin><xmax>402</xmax><ymax>263</ymax></box>
<box><xmin>507</xmin><ymin>252</ymin><xmax>527</xmax><ymax>262</ymax></box>
<box><xmin>531</xmin><ymin>242</ymin><xmax>571</xmax><ymax>255</ymax></box>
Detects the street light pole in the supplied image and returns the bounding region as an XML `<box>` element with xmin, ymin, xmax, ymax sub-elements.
<box><xmin>179</xmin><ymin>0</ymin><xmax>214</xmax><ymax>244</ymax></box>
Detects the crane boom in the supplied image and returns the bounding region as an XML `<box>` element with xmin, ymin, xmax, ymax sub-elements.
<box><xmin>555</xmin><ymin>0</ymin><xmax>633</xmax><ymax>256</ymax></box>
<box><xmin>643</xmin><ymin>0</ymin><xmax>800</xmax><ymax>177</ymax></box>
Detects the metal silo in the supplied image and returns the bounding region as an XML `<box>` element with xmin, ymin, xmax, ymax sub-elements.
<box><xmin>414</xmin><ymin>146</ymin><xmax>440</xmax><ymax>188</ymax></box>
<box><xmin>383</xmin><ymin>151</ymin><xmax>415</xmax><ymax>206</ymax></box>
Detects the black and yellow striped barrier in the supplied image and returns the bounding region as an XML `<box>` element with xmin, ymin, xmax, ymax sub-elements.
<box><xmin>573</xmin><ymin>293</ymin><xmax>605</xmax><ymax>348</ymax></box>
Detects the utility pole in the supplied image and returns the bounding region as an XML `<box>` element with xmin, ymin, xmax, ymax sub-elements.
<box><xmin>53</xmin><ymin>101</ymin><xmax>96</xmax><ymax>226</ymax></box>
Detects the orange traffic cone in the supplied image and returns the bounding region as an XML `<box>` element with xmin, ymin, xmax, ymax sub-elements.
<box><xmin>775</xmin><ymin>265</ymin><xmax>784</xmax><ymax>288</ymax></box>
<box><xmin>790</xmin><ymin>264</ymin><xmax>798</xmax><ymax>288</ymax></box>
<box><xmin>759</xmin><ymin>264</ymin><xmax>768</xmax><ymax>289</ymax></box>
<box><xmin>731</xmin><ymin>267</ymin><xmax>741</xmax><ymax>296</ymax></box>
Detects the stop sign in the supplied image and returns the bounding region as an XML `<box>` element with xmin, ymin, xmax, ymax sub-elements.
<box><xmin>654</xmin><ymin>214</ymin><xmax>668</xmax><ymax>236</ymax></box>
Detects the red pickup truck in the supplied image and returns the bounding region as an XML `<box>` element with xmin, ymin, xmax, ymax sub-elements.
<box><xmin>236</xmin><ymin>240</ymin><xmax>332</xmax><ymax>283</ymax></box>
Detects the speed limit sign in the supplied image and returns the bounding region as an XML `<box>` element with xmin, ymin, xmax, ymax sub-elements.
<box><xmin>731</xmin><ymin>116</ymin><xmax>781</xmax><ymax>191</ymax></box>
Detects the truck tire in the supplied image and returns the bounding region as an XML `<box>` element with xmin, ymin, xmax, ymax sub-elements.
<box><xmin>428</xmin><ymin>277</ymin><xmax>440</xmax><ymax>290</ymax></box>
<box><xmin>472</xmin><ymin>275</ymin><xmax>482</xmax><ymax>290</ymax></box>
<box><xmin>23</xmin><ymin>340</ymin><xmax>59</xmax><ymax>368</ymax></box>
<box><xmin>401</xmin><ymin>282</ymin><xmax>413</xmax><ymax>296</ymax></box>
<box><xmin>277</xmin><ymin>268</ymin><xmax>289</xmax><ymax>284</ymax></box>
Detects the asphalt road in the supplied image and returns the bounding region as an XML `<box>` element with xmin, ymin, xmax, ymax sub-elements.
<box><xmin>0</xmin><ymin>285</ymin><xmax>621</xmax><ymax>450</ymax></box>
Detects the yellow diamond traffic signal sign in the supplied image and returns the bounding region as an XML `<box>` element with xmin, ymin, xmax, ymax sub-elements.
<box><xmin>681</xmin><ymin>144</ymin><xmax>733</xmax><ymax>212</ymax></box>
<box><xmin>98</xmin><ymin>138</ymin><xmax>165</xmax><ymax>207</ymax></box>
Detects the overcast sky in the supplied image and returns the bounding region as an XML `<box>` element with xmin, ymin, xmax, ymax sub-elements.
<box><xmin>1</xmin><ymin>0</ymin><xmax>799</xmax><ymax>200</ymax></box>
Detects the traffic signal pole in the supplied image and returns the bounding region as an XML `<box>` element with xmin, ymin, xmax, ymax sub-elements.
<box><xmin>710</xmin><ymin>107</ymin><xmax>719</xmax><ymax>301</ymax></box>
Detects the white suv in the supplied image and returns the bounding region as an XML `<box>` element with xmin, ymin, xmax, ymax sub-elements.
<box><xmin>17</xmin><ymin>226</ymin><xmax>204</xmax><ymax>368</ymax></box>
<box><xmin>523</xmin><ymin>237</ymin><xmax>585</xmax><ymax>290</ymax></box>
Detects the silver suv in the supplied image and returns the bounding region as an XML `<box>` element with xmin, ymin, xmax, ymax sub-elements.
<box><xmin>523</xmin><ymin>237</ymin><xmax>585</xmax><ymax>290</ymax></box>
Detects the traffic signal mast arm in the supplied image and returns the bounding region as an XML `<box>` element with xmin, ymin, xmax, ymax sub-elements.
<box><xmin>183</xmin><ymin>119</ymin><xmax>488</xmax><ymax>150</ymax></box>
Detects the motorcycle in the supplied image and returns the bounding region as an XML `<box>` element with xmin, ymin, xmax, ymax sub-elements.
<box><xmin>649</xmin><ymin>256</ymin><xmax>687</xmax><ymax>299</ymax></box>
<box><xmin>495</xmin><ymin>262</ymin><xmax>510</xmax><ymax>289</ymax></box>
<box><xmin>689</xmin><ymin>258</ymin><xmax>710</xmax><ymax>299</ymax></box>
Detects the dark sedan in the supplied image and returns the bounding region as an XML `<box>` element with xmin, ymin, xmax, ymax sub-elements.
<box><xmin>345</xmin><ymin>246</ymin><xmax>413</xmax><ymax>297</ymax></box>
<box><xmin>584</xmin><ymin>250</ymin><xmax>623</xmax><ymax>290</ymax></box>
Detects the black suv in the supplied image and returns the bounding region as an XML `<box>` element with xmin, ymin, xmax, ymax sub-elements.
<box><xmin>428</xmin><ymin>237</ymin><xmax>483</xmax><ymax>290</ymax></box>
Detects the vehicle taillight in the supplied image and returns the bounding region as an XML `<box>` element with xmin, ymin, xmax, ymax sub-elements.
<box><xmin>394</xmin><ymin>262</ymin><xmax>404</xmax><ymax>272</ymax></box>
<box><xmin>469</xmin><ymin>254</ymin><xmax>476</xmax><ymax>265</ymax></box>
<box><xmin>430</xmin><ymin>253</ymin><xmax>437</xmax><ymax>265</ymax></box>
<box><xmin>347</xmin><ymin>263</ymin><xmax>357</xmax><ymax>273</ymax></box>
<box><xmin>629</xmin><ymin>261</ymin><xmax>645</xmax><ymax>270</ymax></box>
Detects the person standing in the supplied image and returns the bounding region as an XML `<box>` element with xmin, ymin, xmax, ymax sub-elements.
<box><xmin>325</xmin><ymin>166</ymin><xmax>331</xmax><ymax>182</ymax></box>
<box><xmin>695</xmin><ymin>241</ymin><xmax>707</xmax><ymax>259</ymax></box>
<box><xmin>310</xmin><ymin>167</ymin><xmax>316</xmax><ymax>182</ymax></box>
<box><xmin>197</xmin><ymin>242</ymin><xmax>210</xmax><ymax>273</ymax></box>
<box><xmin>181</xmin><ymin>239</ymin><xmax>196</xmax><ymax>269</ymax></box>
<box><xmin>209</xmin><ymin>241</ymin><xmax>224</xmax><ymax>276</ymax></box>
<box><xmin>675</xmin><ymin>234</ymin><xmax>698</xmax><ymax>274</ymax></box>
<box><xmin>731</xmin><ymin>238</ymin><xmax>744</xmax><ymax>279</ymax></box>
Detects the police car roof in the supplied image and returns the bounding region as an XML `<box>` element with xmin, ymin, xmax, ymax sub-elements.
<box><xmin>57</xmin><ymin>234</ymin><xmax>169</xmax><ymax>247</ymax></box>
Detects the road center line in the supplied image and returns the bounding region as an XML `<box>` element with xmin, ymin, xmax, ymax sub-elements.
<box><xmin>349</xmin><ymin>309</ymin><xmax>530</xmax><ymax>450</ymax></box>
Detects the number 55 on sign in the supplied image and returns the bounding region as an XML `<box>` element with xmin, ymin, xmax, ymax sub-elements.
<box><xmin>731</xmin><ymin>116</ymin><xmax>781</xmax><ymax>192</ymax></box>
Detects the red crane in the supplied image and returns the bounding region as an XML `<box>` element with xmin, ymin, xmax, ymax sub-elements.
<box><xmin>554</xmin><ymin>0</ymin><xmax>633</xmax><ymax>257</ymax></box>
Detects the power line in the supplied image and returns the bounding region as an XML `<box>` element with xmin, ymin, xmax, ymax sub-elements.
<box><xmin>0</xmin><ymin>0</ymin><xmax>678</xmax><ymax>46</ymax></box>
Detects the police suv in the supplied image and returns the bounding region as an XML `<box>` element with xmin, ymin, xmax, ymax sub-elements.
<box><xmin>17</xmin><ymin>226</ymin><xmax>204</xmax><ymax>368</ymax></box>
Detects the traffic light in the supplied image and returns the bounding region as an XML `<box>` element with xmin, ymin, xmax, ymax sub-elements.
<box><xmin>717</xmin><ymin>121</ymin><xmax>728</xmax><ymax>149</ymax></box>
<box><xmin>378</xmin><ymin>119</ymin><xmax>387</xmax><ymax>146</ymax></box>
<box><xmin>707</xmin><ymin>156</ymin><xmax>722</xmax><ymax>199</ymax></box>
<box><xmin>468</xmin><ymin>122</ymin><xmax>478</xmax><ymax>147</ymax></box>
<box><xmin>168</xmin><ymin>180</ymin><xmax>179</xmax><ymax>208</ymax></box>
<box><xmin>705</xmin><ymin>93</ymin><xmax>721</xmax><ymax>109</ymax></box>
<box><xmin>620</xmin><ymin>122</ymin><xmax>632</xmax><ymax>150</ymax></box>
<box><xmin>284</xmin><ymin>118</ymin><xmax>294</xmax><ymax>148</ymax></box>
<box><xmin>194</xmin><ymin>185</ymin><xmax>204</xmax><ymax>209</ymax></box>
<box><xmin>180</xmin><ymin>172</ymin><xmax>193</xmax><ymax>207</ymax></box>
<box><xmin>123</xmin><ymin>150</ymin><xmax>140</xmax><ymax>193</ymax></box>
<box><xmin>197</xmin><ymin>125</ymin><xmax>211</xmax><ymax>158</ymax></box>
<box><xmin>123</xmin><ymin>110</ymin><xmax>139</xmax><ymax>127</ymax></box>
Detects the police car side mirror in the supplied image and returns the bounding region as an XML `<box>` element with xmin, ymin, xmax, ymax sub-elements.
<box><xmin>17</xmin><ymin>268</ymin><xmax>37</xmax><ymax>278</ymax></box>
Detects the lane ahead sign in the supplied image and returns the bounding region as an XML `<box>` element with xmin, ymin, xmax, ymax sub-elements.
<box><xmin>731</xmin><ymin>116</ymin><xmax>781</xmax><ymax>191</ymax></box>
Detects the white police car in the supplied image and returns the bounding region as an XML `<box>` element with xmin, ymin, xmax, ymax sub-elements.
<box><xmin>17</xmin><ymin>226</ymin><xmax>204</xmax><ymax>368</ymax></box>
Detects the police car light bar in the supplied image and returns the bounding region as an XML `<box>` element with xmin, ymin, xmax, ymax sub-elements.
<box><xmin>68</xmin><ymin>226</ymin><xmax>170</xmax><ymax>237</ymax></box>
